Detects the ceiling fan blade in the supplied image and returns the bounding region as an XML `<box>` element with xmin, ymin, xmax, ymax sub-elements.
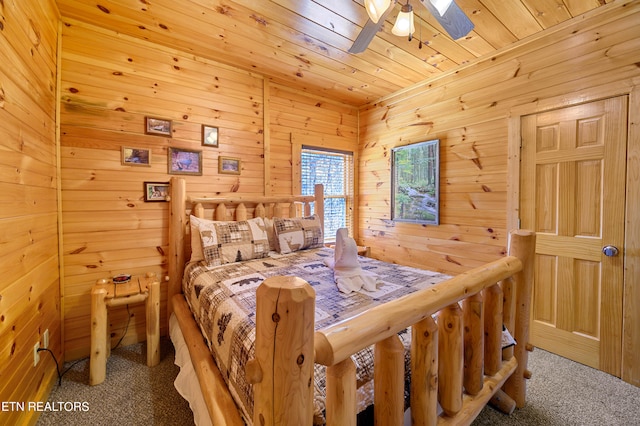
<box><xmin>349</xmin><ymin>4</ymin><xmax>395</xmax><ymax>54</ymax></box>
<box><xmin>417</xmin><ymin>0</ymin><xmax>474</xmax><ymax>40</ymax></box>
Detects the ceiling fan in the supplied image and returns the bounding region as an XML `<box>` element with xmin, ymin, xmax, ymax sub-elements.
<box><xmin>349</xmin><ymin>0</ymin><xmax>474</xmax><ymax>54</ymax></box>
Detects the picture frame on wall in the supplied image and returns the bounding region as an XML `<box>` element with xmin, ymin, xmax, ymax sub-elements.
<box><xmin>145</xmin><ymin>117</ymin><xmax>172</xmax><ymax>137</ymax></box>
<box><xmin>168</xmin><ymin>147</ymin><xmax>203</xmax><ymax>175</ymax></box>
<box><xmin>218</xmin><ymin>156</ymin><xmax>241</xmax><ymax>175</ymax></box>
<box><xmin>391</xmin><ymin>139</ymin><xmax>440</xmax><ymax>225</ymax></box>
<box><xmin>121</xmin><ymin>146</ymin><xmax>151</xmax><ymax>166</ymax></box>
<box><xmin>202</xmin><ymin>125</ymin><xmax>219</xmax><ymax>147</ymax></box>
<box><xmin>144</xmin><ymin>181</ymin><xmax>169</xmax><ymax>202</ymax></box>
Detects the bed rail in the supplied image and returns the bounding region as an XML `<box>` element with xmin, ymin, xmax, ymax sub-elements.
<box><xmin>247</xmin><ymin>230</ymin><xmax>535</xmax><ymax>426</ymax></box>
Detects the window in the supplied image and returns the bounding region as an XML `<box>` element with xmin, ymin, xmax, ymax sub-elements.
<box><xmin>301</xmin><ymin>147</ymin><xmax>354</xmax><ymax>242</ymax></box>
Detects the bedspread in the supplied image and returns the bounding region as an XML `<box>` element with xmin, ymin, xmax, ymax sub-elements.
<box><xmin>182</xmin><ymin>247</ymin><xmax>450</xmax><ymax>424</ymax></box>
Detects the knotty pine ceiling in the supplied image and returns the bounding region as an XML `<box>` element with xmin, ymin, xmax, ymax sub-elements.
<box><xmin>56</xmin><ymin>0</ymin><xmax>611</xmax><ymax>107</ymax></box>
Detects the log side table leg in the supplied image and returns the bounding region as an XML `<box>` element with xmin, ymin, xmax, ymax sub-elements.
<box><xmin>146</xmin><ymin>275</ymin><xmax>160</xmax><ymax>367</ymax></box>
<box><xmin>90</xmin><ymin>286</ymin><xmax>108</xmax><ymax>385</ymax></box>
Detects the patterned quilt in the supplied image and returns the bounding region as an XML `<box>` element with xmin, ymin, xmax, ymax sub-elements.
<box><xmin>182</xmin><ymin>247</ymin><xmax>450</xmax><ymax>424</ymax></box>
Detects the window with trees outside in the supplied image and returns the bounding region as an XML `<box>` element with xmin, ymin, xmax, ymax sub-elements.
<box><xmin>301</xmin><ymin>147</ymin><xmax>354</xmax><ymax>242</ymax></box>
<box><xmin>391</xmin><ymin>139</ymin><xmax>440</xmax><ymax>225</ymax></box>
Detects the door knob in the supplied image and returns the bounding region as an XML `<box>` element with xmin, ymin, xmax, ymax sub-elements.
<box><xmin>602</xmin><ymin>245</ymin><xmax>619</xmax><ymax>257</ymax></box>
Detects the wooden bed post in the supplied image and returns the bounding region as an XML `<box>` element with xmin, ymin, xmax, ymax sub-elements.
<box><xmin>501</xmin><ymin>278</ymin><xmax>516</xmax><ymax>360</ymax></box>
<box><xmin>168</xmin><ymin>177</ymin><xmax>186</xmax><ymax>319</ymax></box>
<box><xmin>438</xmin><ymin>303</ymin><xmax>463</xmax><ymax>417</ymax></box>
<box><xmin>484</xmin><ymin>284</ymin><xmax>503</xmax><ymax>376</ymax></box>
<box><xmin>463</xmin><ymin>292</ymin><xmax>484</xmax><ymax>395</ymax></box>
<box><xmin>374</xmin><ymin>335</ymin><xmax>405</xmax><ymax>425</ymax></box>
<box><xmin>248</xmin><ymin>276</ymin><xmax>316</xmax><ymax>425</ymax></box>
<box><xmin>502</xmin><ymin>230</ymin><xmax>536</xmax><ymax>407</ymax></box>
<box><xmin>314</xmin><ymin>183</ymin><xmax>324</xmax><ymax>228</ymax></box>
<box><xmin>411</xmin><ymin>316</ymin><xmax>439</xmax><ymax>426</ymax></box>
<box><xmin>326</xmin><ymin>358</ymin><xmax>357</xmax><ymax>426</ymax></box>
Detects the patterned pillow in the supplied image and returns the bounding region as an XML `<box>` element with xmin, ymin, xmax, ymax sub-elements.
<box><xmin>189</xmin><ymin>215</ymin><xmax>209</xmax><ymax>262</ymax></box>
<box><xmin>273</xmin><ymin>215</ymin><xmax>324</xmax><ymax>254</ymax></box>
<box><xmin>197</xmin><ymin>217</ymin><xmax>270</xmax><ymax>267</ymax></box>
<box><xmin>263</xmin><ymin>217</ymin><xmax>277</xmax><ymax>252</ymax></box>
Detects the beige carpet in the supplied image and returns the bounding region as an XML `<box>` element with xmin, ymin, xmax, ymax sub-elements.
<box><xmin>37</xmin><ymin>338</ymin><xmax>640</xmax><ymax>425</ymax></box>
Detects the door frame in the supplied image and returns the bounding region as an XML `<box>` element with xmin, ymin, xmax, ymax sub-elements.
<box><xmin>506</xmin><ymin>84</ymin><xmax>640</xmax><ymax>386</ymax></box>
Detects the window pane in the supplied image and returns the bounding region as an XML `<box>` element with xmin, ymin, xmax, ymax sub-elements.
<box><xmin>301</xmin><ymin>151</ymin><xmax>346</xmax><ymax>196</ymax></box>
<box><xmin>324</xmin><ymin>198</ymin><xmax>346</xmax><ymax>240</ymax></box>
<box><xmin>301</xmin><ymin>148</ymin><xmax>353</xmax><ymax>241</ymax></box>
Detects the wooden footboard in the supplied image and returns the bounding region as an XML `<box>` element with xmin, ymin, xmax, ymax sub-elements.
<box><xmin>247</xmin><ymin>230</ymin><xmax>535</xmax><ymax>426</ymax></box>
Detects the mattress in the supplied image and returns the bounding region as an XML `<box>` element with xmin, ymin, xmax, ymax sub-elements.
<box><xmin>182</xmin><ymin>247</ymin><xmax>450</xmax><ymax>424</ymax></box>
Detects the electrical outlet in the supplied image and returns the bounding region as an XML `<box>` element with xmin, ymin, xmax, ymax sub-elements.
<box><xmin>33</xmin><ymin>342</ymin><xmax>40</xmax><ymax>367</ymax></box>
<box><xmin>43</xmin><ymin>329</ymin><xmax>49</xmax><ymax>349</ymax></box>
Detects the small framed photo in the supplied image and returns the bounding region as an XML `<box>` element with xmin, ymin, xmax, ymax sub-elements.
<box><xmin>121</xmin><ymin>147</ymin><xmax>151</xmax><ymax>166</ymax></box>
<box><xmin>218</xmin><ymin>156</ymin><xmax>241</xmax><ymax>175</ymax></box>
<box><xmin>202</xmin><ymin>125</ymin><xmax>219</xmax><ymax>147</ymax></box>
<box><xmin>145</xmin><ymin>117</ymin><xmax>172</xmax><ymax>137</ymax></box>
<box><xmin>144</xmin><ymin>182</ymin><xmax>169</xmax><ymax>202</ymax></box>
<box><xmin>168</xmin><ymin>147</ymin><xmax>202</xmax><ymax>175</ymax></box>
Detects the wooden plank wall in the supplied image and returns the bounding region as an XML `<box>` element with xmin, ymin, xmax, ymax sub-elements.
<box><xmin>358</xmin><ymin>2</ymin><xmax>640</xmax><ymax>385</ymax></box>
<box><xmin>0</xmin><ymin>0</ymin><xmax>60</xmax><ymax>423</ymax></box>
<box><xmin>59</xmin><ymin>20</ymin><xmax>358</xmax><ymax>360</ymax></box>
<box><xmin>268</xmin><ymin>84</ymin><xmax>359</xmax><ymax>197</ymax></box>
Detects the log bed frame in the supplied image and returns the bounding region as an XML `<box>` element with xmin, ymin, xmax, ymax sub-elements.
<box><xmin>166</xmin><ymin>176</ymin><xmax>536</xmax><ymax>426</ymax></box>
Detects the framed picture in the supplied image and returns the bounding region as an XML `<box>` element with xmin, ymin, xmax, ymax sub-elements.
<box><xmin>121</xmin><ymin>147</ymin><xmax>151</xmax><ymax>166</ymax></box>
<box><xmin>168</xmin><ymin>147</ymin><xmax>203</xmax><ymax>175</ymax></box>
<box><xmin>218</xmin><ymin>156</ymin><xmax>241</xmax><ymax>175</ymax></box>
<box><xmin>144</xmin><ymin>182</ymin><xmax>169</xmax><ymax>202</ymax></box>
<box><xmin>391</xmin><ymin>139</ymin><xmax>440</xmax><ymax>225</ymax></box>
<box><xmin>145</xmin><ymin>117</ymin><xmax>172</xmax><ymax>137</ymax></box>
<box><xmin>202</xmin><ymin>125</ymin><xmax>219</xmax><ymax>147</ymax></box>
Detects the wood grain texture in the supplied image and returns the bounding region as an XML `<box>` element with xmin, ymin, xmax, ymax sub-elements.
<box><xmin>463</xmin><ymin>292</ymin><xmax>484</xmax><ymax>395</ymax></box>
<box><xmin>623</xmin><ymin>86</ymin><xmax>640</xmax><ymax>386</ymax></box>
<box><xmin>54</xmin><ymin>0</ymin><xmax>611</xmax><ymax>107</ymax></box>
<box><xmin>252</xmin><ymin>276</ymin><xmax>315</xmax><ymax>425</ymax></box>
<box><xmin>410</xmin><ymin>316</ymin><xmax>438</xmax><ymax>426</ymax></box>
<box><xmin>374</xmin><ymin>335</ymin><xmax>405</xmax><ymax>425</ymax></box>
<box><xmin>359</xmin><ymin>2</ymin><xmax>640</xmax><ymax>385</ymax></box>
<box><xmin>325</xmin><ymin>358</ymin><xmax>357</xmax><ymax>426</ymax></box>
<box><xmin>438</xmin><ymin>304</ymin><xmax>464</xmax><ymax>417</ymax></box>
<box><xmin>168</xmin><ymin>178</ymin><xmax>537</xmax><ymax>424</ymax></box>
<box><xmin>4</xmin><ymin>3</ymin><xmax>639</xmax><ymax>417</ymax></box>
<box><xmin>58</xmin><ymin>20</ymin><xmax>356</xmax><ymax>359</ymax></box>
<box><xmin>173</xmin><ymin>295</ymin><xmax>244</xmax><ymax>426</ymax></box>
<box><xmin>0</xmin><ymin>0</ymin><xmax>60</xmax><ymax>422</ymax></box>
<box><xmin>358</xmin><ymin>2</ymin><xmax>639</xmax><ymax>281</ymax></box>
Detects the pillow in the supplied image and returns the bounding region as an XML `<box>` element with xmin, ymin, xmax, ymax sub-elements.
<box><xmin>263</xmin><ymin>217</ymin><xmax>277</xmax><ymax>252</ymax></box>
<box><xmin>189</xmin><ymin>215</ymin><xmax>208</xmax><ymax>262</ymax></box>
<box><xmin>273</xmin><ymin>215</ymin><xmax>324</xmax><ymax>254</ymax></box>
<box><xmin>197</xmin><ymin>217</ymin><xmax>270</xmax><ymax>267</ymax></box>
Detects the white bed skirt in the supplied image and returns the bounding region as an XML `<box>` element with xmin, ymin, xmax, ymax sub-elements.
<box><xmin>169</xmin><ymin>313</ymin><xmax>213</xmax><ymax>426</ymax></box>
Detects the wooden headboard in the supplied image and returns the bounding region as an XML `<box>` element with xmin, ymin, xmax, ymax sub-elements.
<box><xmin>166</xmin><ymin>176</ymin><xmax>325</xmax><ymax>318</ymax></box>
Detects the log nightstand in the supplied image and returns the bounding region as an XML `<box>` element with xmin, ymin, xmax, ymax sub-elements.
<box><xmin>90</xmin><ymin>272</ymin><xmax>160</xmax><ymax>385</ymax></box>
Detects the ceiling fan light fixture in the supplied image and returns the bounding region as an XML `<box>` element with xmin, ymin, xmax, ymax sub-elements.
<box><xmin>391</xmin><ymin>3</ymin><xmax>415</xmax><ymax>37</ymax></box>
<box><xmin>429</xmin><ymin>0</ymin><xmax>453</xmax><ymax>16</ymax></box>
<box><xmin>364</xmin><ymin>0</ymin><xmax>391</xmax><ymax>23</ymax></box>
